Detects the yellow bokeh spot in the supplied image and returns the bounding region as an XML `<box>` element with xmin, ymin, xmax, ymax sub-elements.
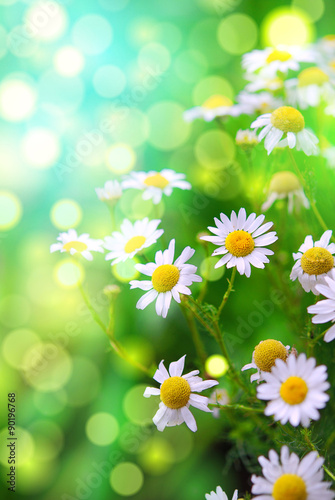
<box><xmin>147</xmin><ymin>101</ymin><xmax>191</xmax><ymax>151</ymax></box>
<box><xmin>0</xmin><ymin>427</ymin><xmax>34</xmax><ymax>466</ymax></box>
<box><xmin>262</xmin><ymin>8</ymin><xmax>314</xmax><ymax>46</ymax></box>
<box><xmin>106</xmin><ymin>143</ymin><xmax>136</xmax><ymax>174</ymax></box>
<box><xmin>54</xmin><ymin>259</ymin><xmax>84</xmax><ymax>287</ymax></box>
<box><xmin>54</xmin><ymin>46</ymin><xmax>85</xmax><ymax>77</ymax></box>
<box><xmin>112</xmin><ymin>258</ymin><xmax>139</xmax><ymax>283</ymax></box>
<box><xmin>0</xmin><ymin>191</ymin><xmax>22</xmax><ymax>230</ymax></box>
<box><xmin>2</xmin><ymin>329</ymin><xmax>40</xmax><ymax>369</ymax></box>
<box><xmin>205</xmin><ymin>355</ymin><xmax>228</xmax><ymax>378</ymax></box>
<box><xmin>0</xmin><ymin>78</ymin><xmax>36</xmax><ymax>122</ymax></box>
<box><xmin>110</xmin><ymin>462</ymin><xmax>144</xmax><ymax>496</ymax></box>
<box><xmin>195</xmin><ymin>129</ymin><xmax>235</xmax><ymax>170</ymax></box>
<box><xmin>22</xmin><ymin>128</ymin><xmax>60</xmax><ymax>169</ymax></box>
<box><xmin>193</xmin><ymin>76</ymin><xmax>234</xmax><ymax>105</ymax></box>
<box><xmin>138</xmin><ymin>436</ymin><xmax>175</xmax><ymax>475</ymax></box>
<box><xmin>292</xmin><ymin>0</ymin><xmax>324</xmax><ymax>22</ymax></box>
<box><xmin>200</xmin><ymin>257</ymin><xmax>225</xmax><ymax>282</ymax></box>
<box><xmin>51</xmin><ymin>199</ymin><xmax>82</xmax><ymax>229</ymax></box>
<box><xmin>217</xmin><ymin>14</ymin><xmax>258</xmax><ymax>55</ymax></box>
<box><xmin>85</xmin><ymin>412</ymin><xmax>119</xmax><ymax>446</ymax></box>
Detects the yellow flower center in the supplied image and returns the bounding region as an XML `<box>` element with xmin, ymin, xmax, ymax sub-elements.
<box><xmin>144</xmin><ymin>174</ymin><xmax>169</xmax><ymax>189</ymax></box>
<box><xmin>269</xmin><ymin>171</ymin><xmax>301</xmax><ymax>194</ymax></box>
<box><xmin>300</xmin><ymin>247</ymin><xmax>334</xmax><ymax>275</ymax></box>
<box><xmin>266</xmin><ymin>49</ymin><xmax>292</xmax><ymax>63</ymax></box>
<box><xmin>124</xmin><ymin>235</ymin><xmax>146</xmax><ymax>254</ymax></box>
<box><xmin>225</xmin><ymin>230</ymin><xmax>255</xmax><ymax>257</ymax></box>
<box><xmin>298</xmin><ymin>67</ymin><xmax>329</xmax><ymax>87</ymax></box>
<box><xmin>63</xmin><ymin>241</ymin><xmax>88</xmax><ymax>252</ymax></box>
<box><xmin>151</xmin><ymin>264</ymin><xmax>180</xmax><ymax>293</ymax></box>
<box><xmin>160</xmin><ymin>376</ymin><xmax>191</xmax><ymax>409</ymax></box>
<box><xmin>273</xmin><ymin>474</ymin><xmax>307</xmax><ymax>500</ymax></box>
<box><xmin>324</xmin><ymin>34</ymin><xmax>335</xmax><ymax>42</ymax></box>
<box><xmin>253</xmin><ymin>339</ymin><xmax>288</xmax><ymax>372</ymax></box>
<box><xmin>280</xmin><ymin>376</ymin><xmax>308</xmax><ymax>405</ymax></box>
<box><xmin>271</xmin><ymin>106</ymin><xmax>305</xmax><ymax>133</ymax></box>
<box><xmin>202</xmin><ymin>95</ymin><xmax>233</xmax><ymax>109</ymax></box>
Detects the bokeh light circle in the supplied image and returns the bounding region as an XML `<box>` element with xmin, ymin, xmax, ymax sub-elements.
<box><xmin>22</xmin><ymin>128</ymin><xmax>60</xmax><ymax>169</ymax></box>
<box><xmin>106</xmin><ymin>144</ymin><xmax>136</xmax><ymax>174</ymax></box>
<box><xmin>54</xmin><ymin>260</ymin><xmax>84</xmax><ymax>288</ymax></box>
<box><xmin>72</xmin><ymin>14</ymin><xmax>113</xmax><ymax>55</ymax></box>
<box><xmin>174</xmin><ymin>50</ymin><xmax>208</xmax><ymax>83</ymax></box>
<box><xmin>195</xmin><ymin>130</ymin><xmax>235</xmax><ymax>170</ymax></box>
<box><xmin>109</xmin><ymin>109</ymin><xmax>149</xmax><ymax>147</ymax></box>
<box><xmin>147</xmin><ymin>101</ymin><xmax>191</xmax><ymax>151</ymax></box>
<box><xmin>54</xmin><ymin>46</ymin><xmax>85</xmax><ymax>77</ymax></box>
<box><xmin>205</xmin><ymin>354</ymin><xmax>229</xmax><ymax>378</ymax></box>
<box><xmin>38</xmin><ymin>72</ymin><xmax>84</xmax><ymax>112</ymax></box>
<box><xmin>123</xmin><ymin>384</ymin><xmax>158</xmax><ymax>425</ymax></box>
<box><xmin>2</xmin><ymin>329</ymin><xmax>40</xmax><ymax>369</ymax></box>
<box><xmin>0</xmin><ymin>427</ymin><xmax>34</xmax><ymax>466</ymax></box>
<box><xmin>50</xmin><ymin>199</ymin><xmax>82</xmax><ymax>229</ymax></box>
<box><xmin>138</xmin><ymin>437</ymin><xmax>175</xmax><ymax>475</ymax></box>
<box><xmin>112</xmin><ymin>259</ymin><xmax>139</xmax><ymax>283</ymax></box>
<box><xmin>200</xmin><ymin>257</ymin><xmax>225</xmax><ymax>282</ymax></box>
<box><xmin>138</xmin><ymin>42</ymin><xmax>171</xmax><ymax>72</ymax></box>
<box><xmin>22</xmin><ymin>343</ymin><xmax>72</xmax><ymax>391</ymax></box>
<box><xmin>65</xmin><ymin>357</ymin><xmax>101</xmax><ymax>407</ymax></box>
<box><xmin>33</xmin><ymin>390</ymin><xmax>67</xmax><ymax>416</ymax></box>
<box><xmin>262</xmin><ymin>8</ymin><xmax>314</xmax><ymax>46</ymax></box>
<box><xmin>0</xmin><ymin>191</ymin><xmax>22</xmax><ymax>230</ymax></box>
<box><xmin>24</xmin><ymin>1</ymin><xmax>68</xmax><ymax>41</ymax></box>
<box><xmin>217</xmin><ymin>14</ymin><xmax>258</xmax><ymax>55</ymax></box>
<box><xmin>292</xmin><ymin>0</ymin><xmax>324</xmax><ymax>21</ymax></box>
<box><xmin>193</xmin><ymin>76</ymin><xmax>234</xmax><ymax>105</ymax></box>
<box><xmin>0</xmin><ymin>78</ymin><xmax>36</xmax><ymax>122</ymax></box>
<box><xmin>85</xmin><ymin>412</ymin><xmax>119</xmax><ymax>446</ymax></box>
<box><xmin>93</xmin><ymin>65</ymin><xmax>126</xmax><ymax>98</ymax></box>
<box><xmin>29</xmin><ymin>419</ymin><xmax>63</xmax><ymax>461</ymax></box>
<box><xmin>110</xmin><ymin>462</ymin><xmax>144</xmax><ymax>496</ymax></box>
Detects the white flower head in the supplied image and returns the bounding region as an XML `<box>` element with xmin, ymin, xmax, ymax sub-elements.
<box><xmin>201</xmin><ymin>208</ymin><xmax>278</xmax><ymax>277</ymax></box>
<box><xmin>236</xmin><ymin>91</ymin><xmax>283</xmax><ymax>115</ymax></box>
<box><xmin>144</xmin><ymin>355</ymin><xmax>219</xmax><ymax>432</ymax></box>
<box><xmin>130</xmin><ymin>239</ymin><xmax>202</xmax><ymax>318</ymax></box>
<box><xmin>183</xmin><ymin>94</ymin><xmax>247</xmax><ymax>122</ymax></box>
<box><xmin>257</xmin><ymin>353</ymin><xmax>330</xmax><ymax>427</ymax></box>
<box><xmin>104</xmin><ymin>218</ymin><xmax>164</xmax><ymax>265</ymax></box>
<box><xmin>322</xmin><ymin>145</ymin><xmax>335</xmax><ymax>168</ymax></box>
<box><xmin>50</xmin><ymin>229</ymin><xmax>104</xmax><ymax>261</ymax></box>
<box><xmin>286</xmin><ymin>66</ymin><xmax>335</xmax><ymax>110</ymax></box>
<box><xmin>308</xmin><ymin>275</ymin><xmax>335</xmax><ymax>342</ymax></box>
<box><xmin>242</xmin><ymin>339</ymin><xmax>290</xmax><ymax>383</ymax></box>
<box><xmin>95</xmin><ymin>180</ymin><xmax>122</xmax><ymax>205</ymax></box>
<box><xmin>205</xmin><ymin>486</ymin><xmax>238</xmax><ymax>500</ymax></box>
<box><xmin>261</xmin><ymin>171</ymin><xmax>309</xmax><ymax>213</ymax></box>
<box><xmin>122</xmin><ymin>169</ymin><xmax>191</xmax><ymax>205</ymax></box>
<box><xmin>244</xmin><ymin>75</ymin><xmax>284</xmax><ymax>93</ymax></box>
<box><xmin>242</xmin><ymin>45</ymin><xmax>316</xmax><ymax>78</ymax></box>
<box><xmin>290</xmin><ymin>230</ymin><xmax>335</xmax><ymax>294</ymax></box>
<box><xmin>251</xmin><ymin>106</ymin><xmax>319</xmax><ymax>156</ymax></box>
<box><xmin>251</xmin><ymin>445</ymin><xmax>334</xmax><ymax>499</ymax></box>
<box><xmin>235</xmin><ymin>129</ymin><xmax>259</xmax><ymax>150</ymax></box>
<box><xmin>208</xmin><ymin>388</ymin><xmax>230</xmax><ymax>418</ymax></box>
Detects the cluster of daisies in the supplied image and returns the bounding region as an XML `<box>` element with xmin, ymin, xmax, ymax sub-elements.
<box><xmin>184</xmin><ymin>37</ymin><xmax>335</xmax><ymax>166</ymax></box>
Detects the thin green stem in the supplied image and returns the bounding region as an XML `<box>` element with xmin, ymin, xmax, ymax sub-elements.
<box><xmin>109</xmin><ymin>206</ymin><xmax>117</xmax><ymax>230</ymax></box>
<box><xmin>217</xmin><ymin>267</ymin><xmax>236</xmax><ymax>317</ymax></box>
<box><xmin>209</xmin><ymin>403</ymin><xmax>263</xmax><ymax>413</ymax></box>
<box><xmin>311</xmin><ymin>327</ymin><xmax>330</xmax><ymax>344</ymax></box>
<box><xmin>302</xmin><ymin>428</ymin><xmax>335</xmax><ymax>482</ymax></box>
<box><xmin>180</xmin><ymin>303</ymin><xmax>208</xmax><ymax>367</ymax></box>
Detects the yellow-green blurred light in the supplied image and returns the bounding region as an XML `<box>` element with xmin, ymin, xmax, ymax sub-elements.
<box><xmin>0</xmin><ymin>191</ymin><xmax>22</xmax><ymax>230</ymax></box>
<box><xmin>85</xmin><ymin>412</ymin><xmax>119</xmax><ymax>446</ymax></box>
<box><xmin>107</xmin><ymin>143</ymin><xmax>136</xmax><ymax>174</ymax></box>
<box><xmin>51</xmin><ymin>199</ymin><xmax>82</xmax><ymax>229</ymax></box>
<box><xmin>205</xmin><ymin>354</ymin><xmax>229</xmax><ymax>378</ymax></box>
<box><xmin>262</xmin><ymin>7</ymin><xmax>314</xmax><ymax>47</ymax></box>
<box><xmin>54</xmin><ymin>259</ymin><xmax>84</xmax><ymax>287</ymax></box>
<box><xmin>110</xmin><ymin>462</ymin><xmax>144</xmax><ymax>496</ymax></box>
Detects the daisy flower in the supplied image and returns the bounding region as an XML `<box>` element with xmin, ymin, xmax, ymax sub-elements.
<box><xmin>261</xmin><ymin>171</ymin><xmax>309</xmax><ymax>213</ymax></box>
<box><xmin>130</xmin><ymin>239</ymin><xmax>202</xmax><ymax>318</ymax></box>
<box><xmin>144</xmin><ymin>355</ymin><xmax>218</xmax><ymax>432</ymax></box>
<box><xmin>236</xmin><ymin>91</ymin><xmax>283</xmax><ymax>115</ymax></box>
<box><xmin>242</xmin><ymin>45</ymin><xmax>316</xmax><ymax>78</ymax></box>
<box><xmin>122</xmin><ymin>169</ymin><xmax>191</xmax><ymax>205</ymax></box>
<box><xmin>286</xmin><ymin>67</ymin><xmax>335</xmax><ymax>109</ymax></box>
<box><xmin>257</xmin><ymin>353</ymin><xmax>330</xmax><ymax>427</ymax></box>
<box><xmin>205</xmin><ymin>486</ymin><xmax>239</xmax><ymax>500</ymax></box>
<box><xmin>244</xmin><ymin>75</ymin><xmax>284</xmax><ymax>94</ymax></box>
<box><xmin>251</xmin><ymin>445</ymin><xmax>334</xmax><ymax>500</ymax></box>
<box><xmin>235</xmin><ymin>129</ymin><xmax>259</xmax><ymax>150</ymax></box>
<box><xmin>183</xmin><ymin>95</ymin><xmax>247</xmax><ymax>122</ymax></box>
<box><xmin>307</xmin><ymin>275</ymin><xmax>335</xmax><ymax>342</ymax></box>
<box><xmin>104</xmin><ymin>218</ymin><xmax>164</xmax><ymax>265</ymax></box>
<box><xmin>241</xmin><ymin>339</ymin><xmax>289</xmax><ymax>383</ymax></box>
<box><xmin>208</xmin><ymin>388</ymin><xmax>230</xmax><ymax>418</ymax></box>
<box><xmin>290</xmin><ymin>230</ymin><xmax>335</xmax><ymax>294</ymax></box>
<box><xmin>95</xmin><ymin>180</ymin><xmax>122</xmax><ymax>205</ymax></box>
<box><xmin>322</xmin><ymin>144</ymin><xmax>335</xmax><ymax>168</ymax></box>
<box><xmin>251</xmin><ymin>106</ymin><xmax>319</xmax><ymax>156</ymax></box>
<box><xmin>50</xmin><ymin>229</ymin><xmax>104</xmax><ymax>261</ymax></box>
<box><xmin>201</xmin><ymin>208</ymin><xmax>278</xmax><ymax>277</ymax></box>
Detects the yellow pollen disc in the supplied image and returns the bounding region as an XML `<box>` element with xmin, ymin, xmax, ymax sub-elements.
<box><xmin>301</xmin><ymin>247</ymin><xmax>334</xmax><ymax>276</ymax></box>
<box><xmin>272</xmin><ymin>474</ymin><xmax>307</xmax><ymax>500</ymax></box>
<box><xmin>280</xmin><ymin>376</ymin><xmax>308</xmax><ymax>405</ymax></box>
<box><xmin>225</xmin><ymin>230</ymin><xmax>255</xmax><ymax>257</ymax></box>
<box><xmin>151</xmin><ymin>264</ymin><xmax>180</xmax><ymax>293</ymax></box>
<box><xmin>143</xmin><ymin>173</ymin><xmax>169</xmax><ymax>189</ymax></box>
<box><xmin>202</xmin><ymin>95</ymin><xmax>233</xmax><ymax>109</ymax></box>
<box><xmin>253</xmin><ymin>339</ymin><xmax>288</xmax><ymax>372</ymax></box>
<box><xmin>271</xmin><ymin>106</ymin><xmax>305</xmax><ymax>133</ymax></box>
<box><xmin>63</xmin><ymin>241</ymin><xmax>88</xmax><ymax>252</ymax></box>
<box><xmin>324</xmin><ymin>35</ymin><xmax>335</xmax><ymax>42</ymax></box>
<box><xmin>266</xmin><ymin>49</ymin><xmax>292</xmax><ymax>63</ymax></box>
<box><xmin>298</xmin><ymin>67</ymin><xmax>329</xmax><ymax>87</ymax></box>
<box><xmin>124</xmin><ymin>235</ymin><xmax>146</xmax><ymax>253</ymax></box>
<box><xmin>160</xmin><ymin>376</ymin><xmax>191</xmax><ymax>409</ymax></box>
<box><xmin>269</xmin><ymin>171</ymin><xmax>301</xmax><ymax>194</ymax></box>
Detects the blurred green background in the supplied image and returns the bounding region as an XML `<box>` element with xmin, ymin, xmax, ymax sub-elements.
<box><xmin>1</xmin><ymin>0</ymin><xmax>335</xmax><ymax>498</ymax></box>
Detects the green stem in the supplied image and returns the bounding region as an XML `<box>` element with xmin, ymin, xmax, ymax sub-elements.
<box><xmin>302</xmin><ymin>429</ymin><xmax>335</xmax><ymax>482</ymax></box>
<box><xmin>311</xmin><ymin>327</ymin><xmax>330</xmax><ymax>344</ymax></box>
<box><xmin>109</xmin><ymin>206</ymin><xmax>117</xmax><ymax>231</ymax></box>
<box><xmin>209</xmin><ymin>403</ymin><xmax>263</xmax><ymax>413</ymax></box>
<box><xmin>180</xmin><ymin>303</ymin><xmax>208</xmax><ymax>367</ymax></box>
<box><xmin>217</xmin><ymin>267</ymin><xmax>236</xmax><ymax>317</ymax></box>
